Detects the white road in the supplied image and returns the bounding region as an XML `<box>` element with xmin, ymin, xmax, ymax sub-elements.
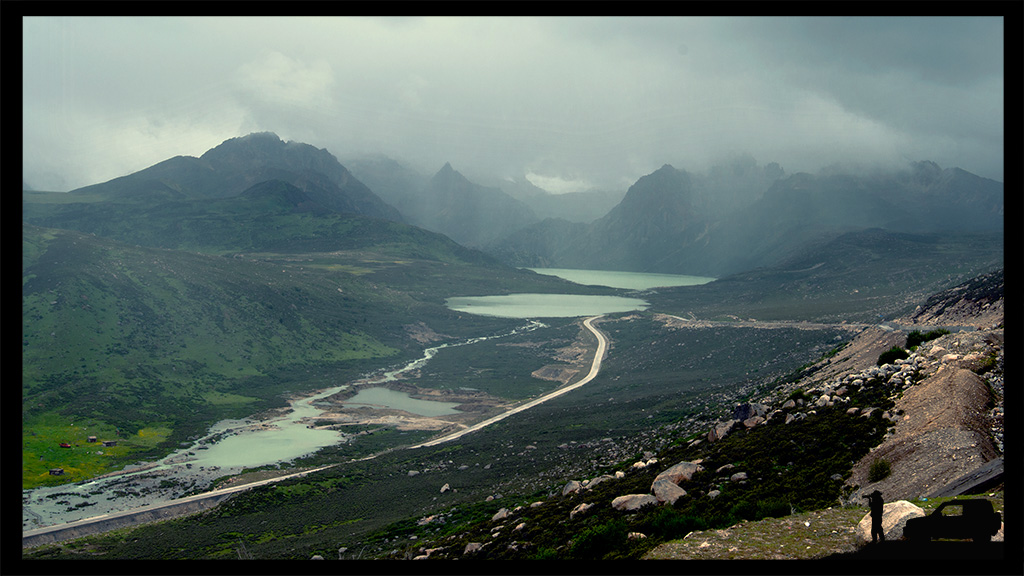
<box><xmin>408</xmin><ymin>315</ymin><xmax>608</xmax><ymax>449</ymax></box>
<box><xmin>25</xmin><ymin>316</ymin><xmax>609</xmax><ymax>545</ymax></box>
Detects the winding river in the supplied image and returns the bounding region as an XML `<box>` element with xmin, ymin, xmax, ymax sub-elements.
<box><xmin>24</xmin><ymin>268</ymin><xmax>710</xmax><ymax>535</ymax></box>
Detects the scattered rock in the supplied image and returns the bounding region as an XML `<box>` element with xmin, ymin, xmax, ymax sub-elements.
<box><xmin>611</xmin><ymin>494</ymin><xmax>659</xmax><ymax>511</ymax></box>
<box><xmin>569</xmin><ymin>502</ymin><xmax>593</xmax><ymax>520</ymax></box>
<box><xmin>562</xmin><ymin>480</ymin><xmax>582</xmax><ymax>496</ymax></box>
<box><xmin>651</xmin><ymin>477</ymin><xmax>688</xmax><ymax>504</ymax></box>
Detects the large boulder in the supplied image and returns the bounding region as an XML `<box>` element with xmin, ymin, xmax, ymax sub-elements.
<box><xmin>707</xmin><ymin>419</ymin><xmax>739</xmax><ymax>442</ymax></box>
<box><xmin>733</xmin><ymin>402</ymin><xmax>768</xmax><ymax>421</ymax></box>
<box><xmin>569</xmin><ymin>502</ymin><xmax>593</xmax><ymax>520</ymax></box>
<box><xmin>562</xmin><ymin>480</ymin><xmax>583</xmax><ymax>496</ymax></box>
<box><xmin>611</xmin><ymin>494</ymin><xmax>659</xmax><ymax>512</ymax></box>
<box><xmin>656</xmin><ymin>461</ymin><xmax>703</xmax><ymax>484</ymax></box>
<box><xmin>585</xmin><ymin>474</ymin><xmax>616</xmax><ymax>490</ymax></box>
<box><xmin>650</xmin><ymin>461</ymin><xmax>703</xmax><ymax>504</ymax></box>
<box><xmin>855</xmin><ymin>500</ymin><xmax>925</xmax><ymax>543</ymax></box>
<box><xmin>651</xmin><ymin>478</ymin><xmax>688</xmax><ymax>504</ymax></box>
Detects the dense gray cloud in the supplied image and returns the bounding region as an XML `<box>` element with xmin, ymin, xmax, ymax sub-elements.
<box><xmin>23</xmin><ymin>16</ymin><xmax>1004</xmax><ymax>193</ymax></box>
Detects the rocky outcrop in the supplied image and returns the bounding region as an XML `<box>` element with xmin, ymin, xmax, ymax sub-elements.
<box><xmin>846</xmin><ymin>365</ymin><xmax>999</xmax><ymax>501</ymax></box>
<box><xmin>562</xmin><ymin>480</ymin><xmax>583</xmax><ymax>496</ymax></box>
<box><xmin>611</xmin><ymin>494</ymin><xmax>659</xmax><ymax>512</ymax></box>
<box><xmin>650</xmin><ymin>461</ymin><xmax>703</xmax><ymax>504</ymax></box>
<box><xmin>570</xmin><ymin>502</ymin><xmax>594</xmax><ymax>520</ymax></box>
<box><xmin>855</xmin><ymin>500</ymin><xmax>925</xmax><ymax>543</ymax></box>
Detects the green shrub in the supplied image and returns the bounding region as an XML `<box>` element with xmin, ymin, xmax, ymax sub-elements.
<box><xmin>905</xmin><ymin>329</ymin><xmax>949</xmax><ymax>349</ymax></box>
<box><xmin>868</xmin><ymin>458</ymin><xmax>891</xmax><ymax>482</ymax></box>
<box><xmin>877</xmin><ymin>346</ymin><xmax>909</xmax><ymax>366</ymax></box>
<box><xmin>642</xmin><ymin>508</ymin><xmax>708</xmax><ymax>540</ymax></box>
<box><xmin>569</xmin><ymin>518</ymin><xmax>628</xmax><ymax>560</ymax></box>
<box><xmin>754</xmin><ymin>497</ymin><xmax>792</xmax><ymax>520</ymax></box>
<box><xmin>530</xmin><ymin>547</ymin><xmax>559</xmax><ymax>560</ymax></box>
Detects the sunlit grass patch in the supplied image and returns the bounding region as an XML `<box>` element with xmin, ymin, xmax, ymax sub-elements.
<box><xmin>22</xmin><ymin>413</ymin><xmax>175</xmax><ymax>489</ymax></box>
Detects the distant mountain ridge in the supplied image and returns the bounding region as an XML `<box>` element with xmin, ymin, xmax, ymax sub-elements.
<box><xmin>343</xmin><ymin>156</ymin><xmax>539</xmax><ymax>248</ymax></box>
<box><xmin>492</xmin><ymin>160</ymin><xmax>1003</xmax><ymax>277</ymax></box>
<box><xmin>70</xmin><ymin>132</ymin><xmax>402</xmax><ymax>222</ymax></box>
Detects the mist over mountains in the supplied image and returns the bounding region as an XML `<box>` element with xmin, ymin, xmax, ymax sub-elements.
<box><xmin>25</xmin><ymin>132</ymin><xmax>1003</xmax><ymax>279</ymax></box>
<box><xmin>68</xmin><ymin>132</ymin><xmax>402</xmax><ymax>223</ymax></box>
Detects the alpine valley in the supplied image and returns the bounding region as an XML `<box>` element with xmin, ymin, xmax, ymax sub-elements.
<box><xmin>21</xmin><ymin>133</ymin><xmax>1005</xmax><ymax>563</ymax></box>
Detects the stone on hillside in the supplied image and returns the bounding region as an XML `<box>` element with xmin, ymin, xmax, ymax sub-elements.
<box><xmin>569</xmin><ymin>502</ymin><xmax>593</xmax><ymax>519</ymax></box>
<box><xmin>715</xmin><ymin>463</ymin><xmax>735</xmax><ymax>474</ymax></box>
<box><xmin>707</xmin><ymin>419</ymin><xmax>739</xmax><ymax>442</ymax></box>
<box><xmin>657</xmin><ymin>461</ymin><xmax>704</xmax><ymax>484</ymax></box>
<box><xmin>463</xmin><ymin>542</ymin><xmax>482</xmax><ymax>555</ymax></box>
<box><xmin>586</xmin><ymin>474</ymin><xmax>615</xmax><ymax>489</ymax></box>
<box><xmin>733</xmin><ymin>402</ymin><xmax>768</xmax><ymax>421</ymax></box>
<box><xmin>562</xmin><ymin>480</ymin><xmax>582</xmax><ymax>495</ymax></box>
<box><xmin>611</xmin><ymin>494</ymin><xmax>659</xmax><ymax>512</ymax></box>
<box><xmin>855</xmin><ymin>500</ymin><xmax>925</xmax><ymax>543</ymax></box>
<box><xmin>730</xmin><ymin>472</ymin><xmax>748</xmax><ymax>482</ymax></box>
<box><xmin>651</xmin><ymin>477</ymin><xmax>688</xmax><ymax>504</ymax></box>
<box><xmin>782</xmin><ymin>399</ymin><xmax>796</xmax><ymax>410</ymax></box>
<box><xmin>815</xmin><ymin>394</ymin><xmax>831</xmax><ymax>407</ymax></box>
<box><xmin>440</xmin><ymin>483</ymin><xmax>450</xmax><ymax>493</ymax></box>
<box><xmin>310</xmin><ymin>555</ymin><xmax>324</xmax><ymax>560</ymax></box>
<box><xmin>743</xmin><ymin>415</ymin><xmax>765</xmax><ymax>428</ymax></box>
<box><xmin>492</xmin><ymin>508</ymin><xmax>509</xmax><ymax>522</ymax></box>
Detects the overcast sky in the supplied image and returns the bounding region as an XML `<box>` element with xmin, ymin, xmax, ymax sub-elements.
<box><xmin>23</xmin><ymin>16</ymin><xmax>1005</xmax><ymax>193</ymax></box>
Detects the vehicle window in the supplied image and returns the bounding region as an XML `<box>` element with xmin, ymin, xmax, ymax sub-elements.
<box><xmin>939</xmin><ymin>505</ymin><xmax>964</xmax><ymax>516</ymax></box>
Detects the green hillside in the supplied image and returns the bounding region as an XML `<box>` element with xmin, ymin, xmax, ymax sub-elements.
<box><xmin>21</xmin><ymin>223</ymin><xmax>574</xmax><ymax>488</ymax></box>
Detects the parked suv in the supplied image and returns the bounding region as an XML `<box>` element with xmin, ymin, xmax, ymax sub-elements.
<box><xmin>903</xmin><ymin>499</ymin><xmax>1002</xmax><ymax>542</ymax></box>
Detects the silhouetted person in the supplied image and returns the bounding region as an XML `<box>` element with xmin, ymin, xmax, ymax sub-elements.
<box><xmin>865</xmin><ymin>490</ymin><xmax>885</xmax><ymax>543</ymax></box>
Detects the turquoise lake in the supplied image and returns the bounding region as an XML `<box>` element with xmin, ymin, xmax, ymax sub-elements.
<box><xmin>446</xmin><ymin>293</ymin><xmax>649</xmax><ymax>318</ymax></box>
<box><xmin>446</xmin><ymin>268</ymin><xmax>716</xmax><ymax>319</ymax></box>
<box><xmin>528</xmin><ymin>267</ymin><xmax>715</xmax><ymax>290</ymax></box>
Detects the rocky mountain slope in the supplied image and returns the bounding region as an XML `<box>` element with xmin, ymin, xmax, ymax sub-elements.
<box><xmin>343</xmin><ymin>156</ymin><xmax>540</xmax><ymax>248</ymax></box>
<box><xmin>361</xmin><ymin>268</ymin><xmax>1005</xmax><ymax>561</ymax></box>
<box><xmin>493</xmin><ymin>160</ymin><xmax>1003</xmax><ymax>277</ymax></box>
<box><xmin>68</xmin><ymin>132</ymin><xmax>402</xmax><ymax>222</ymax></box>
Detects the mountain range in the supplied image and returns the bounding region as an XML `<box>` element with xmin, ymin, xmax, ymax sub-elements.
<box><xmin>68</xmin><ymin>132</ymin><xmax>402</xmax><ymax>222</ymax></box>
<box><xmin>27</xmin><ymin>132</ymin><xmax>1002</xmax><ymax>279</ymax></box>
<box><xmin>492</xmin><ymin>160</ymin><xmax>1003</xmax><ymax>277</ymax></box>
<box><xmin>21</xmin><ymin>132</ymin><xmax>1003</xmax><ymax>485</ymax></box>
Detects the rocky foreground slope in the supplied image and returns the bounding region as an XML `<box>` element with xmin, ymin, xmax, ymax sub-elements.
<box><xmin>374</xmin><ymin>268</ymin><xmax>1004</xmax><ymax>561</ymax></box>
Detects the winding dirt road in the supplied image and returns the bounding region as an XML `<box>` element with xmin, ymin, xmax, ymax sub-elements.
<box><xmin>408</xmin><ymin>315</ymin><xmax>608</xmax><ymax>448</ymax></box>
<box><xmin>25</xmin><ymin>316</ymin><xmax>610</xmax><ymax>548</ymax></box>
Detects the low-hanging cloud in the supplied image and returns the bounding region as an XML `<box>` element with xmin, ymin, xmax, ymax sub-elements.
<box><xmin>22</xmin><ymin>16</ymin><xmax>1004</xmax><ymax>192</ymax></box>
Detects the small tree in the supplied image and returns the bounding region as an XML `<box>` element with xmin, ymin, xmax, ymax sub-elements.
<box><xmin>868</xmin><ymin>458</ymin><xmax>891</xmax><ymax>482</ymax></box>
<box><xmin>877</xmin><ymin>346</ymin><xmax>909</xmax><ymax>366</ymax></box>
